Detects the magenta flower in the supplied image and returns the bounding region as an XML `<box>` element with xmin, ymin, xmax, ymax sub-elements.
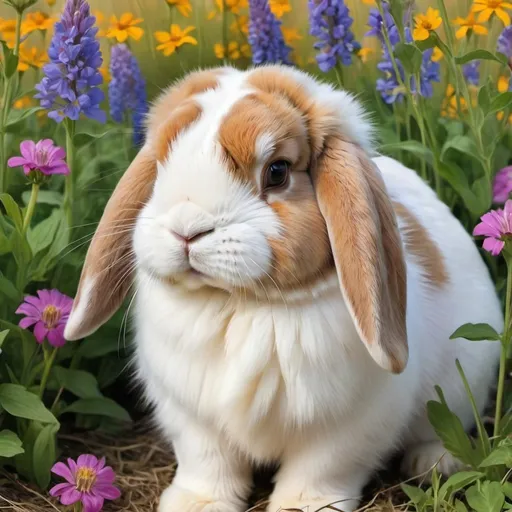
<box><xmin>50</xmin><ymin>454</ymin><xmax>121</xmax><ymax>512</ymax></box>
<box><xmin>473</xmin><ymin>200</ymin><xmax>512</xmax><ymax>256</ymax></box>
<box><xmin>493</xmin><ymin>166</ymin><xmax>512</xmax><ymax>204</ymax></box>
<box><xmin>16</xmin><ymin>289</ymin><xmax>73</xmax><ymax>347</ymax></box>
<box><xmin>7</xmin><ymin>139</ymin><xmax>69</xmax><ymax>176</ymax></box>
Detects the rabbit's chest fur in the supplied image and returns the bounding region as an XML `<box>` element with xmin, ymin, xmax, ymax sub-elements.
<box><xmin>134</xmin><ymin>272</ymin><xmax>412</xmax><ymax>461</ymax></box>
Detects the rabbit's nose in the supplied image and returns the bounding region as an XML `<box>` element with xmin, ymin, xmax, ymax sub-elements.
<box><xmin>166</xmin><ymin>201</ymin><xmax>216</xmax><ymax>242</ymax></box>
<box><xmin>170</xmin><ymin>227</ymin><xmax>214</xmax><ymax>244</ymax></box>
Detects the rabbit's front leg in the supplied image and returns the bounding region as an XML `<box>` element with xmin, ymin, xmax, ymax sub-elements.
<box><xmin>158</xmin><ymin>420</ymin><xmax>251</xmax><ymax>512</ymax></box>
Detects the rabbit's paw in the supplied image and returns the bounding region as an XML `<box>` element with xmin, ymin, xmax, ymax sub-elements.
<box><xmin>401</xmin><ymin>440</ymin><xmax>462</xmax><ymax>479</ymax></box>
<box><xmin>158</xmin><ymin>484</ymin><xmax>244</xmax><ymax>512</ymax></box>
<box><xmin>267</xmin><ymin>494</ymin><xmax>358</xmax><ymax>512</ymax></box>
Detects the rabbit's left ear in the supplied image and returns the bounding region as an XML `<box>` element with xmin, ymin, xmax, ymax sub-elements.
<box><xmin>311</xmin><ymin>136</ymin><xmax>408</xmax><ymax>373</ymax></box>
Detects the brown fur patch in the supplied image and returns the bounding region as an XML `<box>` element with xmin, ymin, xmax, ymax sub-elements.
<box><xmin>153</xmin><ymin>101</ymin><xmax>202</xmax><ymax>162</ymax></box>
<box><xmin>393</xmin><ymin>202</ymin><xmax>448</xmax><ymax>288</ymax></box>
<box><xmin>311</xmin><ymin>136</ymin><xmax>408</xmax><ymax>373</ymax></box>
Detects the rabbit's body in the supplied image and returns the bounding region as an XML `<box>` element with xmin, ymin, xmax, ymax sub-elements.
<box><xmin>65</xmin><ymin>66</ymin><xmax>502</xmax><ymax>511</ymax></box>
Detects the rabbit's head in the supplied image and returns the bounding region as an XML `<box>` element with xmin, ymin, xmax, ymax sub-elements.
<box><xmin>65</xmin><ymin>65</ymin><xmax>408</xmax><ymax>373</ymax></box>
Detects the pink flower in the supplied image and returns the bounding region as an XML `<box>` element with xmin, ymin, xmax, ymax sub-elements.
<box><xmin>7</xmin><ymin>139</ymin><xmax>69</xmax><ymax>176</ymax></box>
<box><xmin>16</xmin><ymin>289</ymin><xmax>73</xmax><ymax>347</ymax></box>
<box><xmin>493</xmin><ymin>166</ymin><xmax>512</xmax><ymax>204</ymax></box>
<box><xmin>473</xmin><ymin>200</ymin><xmax>512</xmax><ymax>256</ymax></box>
<box><xmin>50</xmin><ymin>454</ymin><xmax>121</xmax><ymax>512</ymax></box>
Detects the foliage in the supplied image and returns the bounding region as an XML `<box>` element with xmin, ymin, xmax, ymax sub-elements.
<box><xmin>0</xmin><ymin>0</ymin><xmax>511</xmax><ymax>508</ymax></box>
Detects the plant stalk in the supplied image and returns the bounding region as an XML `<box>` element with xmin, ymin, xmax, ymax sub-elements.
<box><xmin>22</xmin><ymin>182</ymin><xmax>39</xmax><ymax>236</ymax></box>
<box><xmin>38</xmin><ymin>345</ymin><xmax>58</xmax><ymax>400</ymax></box>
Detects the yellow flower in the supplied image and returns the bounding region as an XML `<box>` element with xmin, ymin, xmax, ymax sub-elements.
<box><xmin>47</xmin><ymin>0</ymin><xmax>56</xmax><ymax>5</ymax></box>
<box><xmin>282</xmin><ymin>27</ymin><xmax>302</xmax><ymax>46</ymax></box>
<box><xmin>167</xmin><ymin>0</ymin><xmax>193</xmax><ymax>17</ymax></box>
<box><xmin>214</xmin><ymin>0</ymin><xmax>248</xmax><ymax>14</ymax></box>
<box><xmin>498</xmin><ymin>75</ymin><xmax>510</xmax><ymax>93</ymax></box>
<box><xmin>106</xmin><ymin>13</ymin><xmax>144</xmax><ymax>43</ymax></box>
<box><xmin>472</xmin><ymin>0</ymin><xmax>512</xmax><ymax>25</ymax></box>
<box><xmin>362</xmin><ymin>0</ymin><xmax>376</xmax><ymax>4</ymax></box>
<box><xmin>154</xmin><ymin>25</ymin><xmax>198</xmax><ymax>56</ymax></box>
<box><xmin>92</xmin><ymin>10</ymin><xmax>107</xmax><ymax>37</ymax></box>
<box><xmin>431</xmin><ymin>47</ymin><xmax>443</xmax><ymax>61</ymax></box>
<box><xmin>99</xmin><ymin>66</ymin><xmax>111</xmax><ymax>83</ymax></box>
<box><xmin>0</xmin><ymin>18</ymin><xmax>17</xmax><ymax>47</ymax></box>
<box><xmin>230</xmin><ymin>15</ymin><xmax>249</xmax><ymax>35</ymax></box>
<box><xmin>17</xmin><ymin>46</ymin><xmax>48</xmax><ymax>72</ymax></box>
<box><xmin>214</xmin><ymin>41</ymin><xmax>251</xmax><ymax>60</ymax></box>
<box><xmin>13</xmin><ymin>95</ymin><xmax>34</xmax><ymax>109</ymax></box>
<box><xmin>452</xmin><ymin>11</ymin><xmax>488</xmax><ymax>38</ymax></box>
<box><xmin>441</xmin><ymin>84</ymin><xmax>477</xmax><ymax>119</ymax></box>
<box><xmin>269</xmin><ymin>0</ymin><xmax>291</xmax><ymax>18</ymax></box>
<box><xmin>497</xmin><ymin>111</ymin><xmax>512</xmax><ymax>123</ymax></box>
<box><xmin>413</xmin><ymin>7</ymin><xmax>442</xmax><ymax>41</ymax></box>
<box><xmin>358</xmin><ymin>47</ymin><xmax>374</xmax><ymax>63</ymax></box>
<box><xmin>22</xmin><ymin>12</ymin><xmax>54</xmax><ymax>34</ymax></box>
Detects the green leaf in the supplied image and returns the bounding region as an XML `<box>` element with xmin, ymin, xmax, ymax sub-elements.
<box><xmin>27</xmin><ymin>208</ymin><xmax>63</xmax><ymax>257</ymax></box>
<box><xmin>5</xmin><ymin>107</ymin><xmax>44</xmax><ymax>131</ymax></box>
<box><xmin>74</xmin><ymin>127</ymin><xmax>114</xmax><ymax>146</ymax></box>
<box><xmin>379</xmin><ymin>141</ymin><xmax>434</xmax><ymax>166</ymax></box>
<box><xmin>450</xmin><ymin>323</ymin><xmax>501</xmax><ymax>342</ymax></box>
<box><xmin>63</xmin><ymin>397</ymin><xmax>132</xmax><ymax>422</ymax></box>
<box><xmin>488</xmin><ymin>92</ymin><xmax>512</xmax><ymax>116</ymax></box>
<box><xmin>22</xmin><ymin>190</ymin><xmax>64</xmax><ymax>207</ymax></box>
<box><xmin>0</xmin><ymin>429</ymin><xmax>24</xmax><ymax>458</ymax></box>
<box><xmin>455</xmin><ymin>50</ymin><xmax>508</xmax><ymax>66</ymax></box>
<box><xmin>53</xmin><ymin>367</ymin><xmax>102</xmax><ymax>399</ymax></box>
<box><xmin>503</xmin><ymin>482</ymin><xmax>512</xmax><ymax>501</ymax></box>
<box><xmin>0</xmin><ymin>271</ymin><xmax>21</xmax><ymax>302</ymax></box>
<box><xmin>439</xmin><ymin>471</ymin><xmax>484</xmax><ymax>501</ymax></box>
<box><xmin>0</xmin><ymin>40</ymin><xmax>19</xmax><ymax>79</ymax></box>
<box><xmin>0</xmin><ymin>193</ymin><xmax>23</xmax><ymax>232</ymax></box>
<box><xmin>394</xmin><ymin>43</ymin><xmax>423</xmax><ymax>75</ymax></box>
<box><xmin>0</xmin><ymin>226</ymin><xmax>11</xmax><ymax>255</ymax></box>
<box><xmin>479</xmin><ymin>446</ymin><xmax>512</xmax><ymax>468</ymax></box>
<box><xmin>427</xmin><ymin>390</ymin><xmax>482</xmax><ymax>468</ymax></box>
<box><xmin>77</xmin><ymin>335</ymin><xmax>123</xmax><ymax>359</ymax></box>
<box><xmin>454</xmin><ymin>499</ymin><xmax>469</xmax><ymax>512</ymax></box>
<box><xmin>415</xmin><ymin>35</ymin><xmax>436</xmax><ymax>51</ymax></box>
<box><xmin>401</xmin><ymin>483</ymin><xmax>426</xmax><ymax>505</ymax></box>
<box><xmin>478</xmin><ymin>85</ymin><xmax>491</xmax><ymax>113</ymax></box>
<box><xmin>32</xmin><ymin>423</ymin><xmax>58</xmax><ymax>489</ymax></box>
<box><xmin>0</xmin><ymin>329</ymin><xmax>9</xmax><ymax>348</ymax></box>
<box><xmin>441</xmin><ymin>135</ymin><xmax>484</xmax><ymax>165</ymax></box>
<box><xmin>466</xmin><ymin>481</ymin><xmax>505</xmax><ymax>512</ymax></box>
<box><xmin>0</xmin><ymin>384</ymin><xmax>58</xmax><ymax>424</ymax></box>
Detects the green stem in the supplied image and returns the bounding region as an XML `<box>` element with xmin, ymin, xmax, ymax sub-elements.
<box><xmin>13</xmin><ymin>11</ymin><xmax>22</xmax><ymax>57</ymax></box>
<box><xmin>494</xmin><ymin>259</ymin><xmax>512</xmax><ymax>439</ymax></box>
<box><xmin>221</xmin><ymin>0</ymin><xmax>228</xmax><ymax>66</ymax></box>
<box><xmin>51</xmin><ymin>351</ymin><xmax>81</xmax><ymax>414</ymax></box>
<box><xmin>63</xmin><ymin>121</ymin><xmax>75</xmax><ymax>229</ymax></box>
<box><xmin>22</xmin><ymin>183</ymin><xmax>39</xmax><ymax>236</ymax></box>
<box><xmin>38</xmin><ymin>345</ymin><xmax>58</xmax><ymax>400</ymax></box>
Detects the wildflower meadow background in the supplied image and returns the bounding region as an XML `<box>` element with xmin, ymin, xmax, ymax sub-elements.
<box><xmin>0</xmin><ymin>0</ymin><xmax>512</xmax><ymax>510</ymax></box>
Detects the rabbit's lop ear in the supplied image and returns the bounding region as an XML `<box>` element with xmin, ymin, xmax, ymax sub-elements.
<box><xmin>311</xmin><ymin>136</ymin><xmax>408</xmax><ymax>373</ymax></box>
<box><xmin>64</xmin><ymin>146</ymin><xmax>155</xmax><ymax>341</ymax></box>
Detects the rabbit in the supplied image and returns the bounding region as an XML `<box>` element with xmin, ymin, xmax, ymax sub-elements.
<box><xmin>64</xmin><ymin>65</ymin><xmax>503</xmax><ymax>512</ymax></box>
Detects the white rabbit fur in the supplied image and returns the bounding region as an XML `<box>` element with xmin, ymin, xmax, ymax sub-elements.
<box><xmin>65</xmin><ymin>66</ymin><xmax>503</xmax><ymax>512</ymax></box>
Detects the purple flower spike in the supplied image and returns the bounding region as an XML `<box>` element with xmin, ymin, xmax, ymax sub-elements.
<box><xmin>8</xmin><ymin>139</ymin><xmax>70</xmax><ymax>176</ymax></box>
<box><xmin>248</xmin><ymin>0</ymin><xmax>292</xmax><ymax>65</ymax></box>
<box><xmin>463</xmin><ymin>61</ymin><xmax>480</xmax><ymax>86</ymax></box>
<box><xmin>309</xmin><ymin>0</ymin><xmax>360</xmax><ymax>72</ymax></box>
<box><xmin>109</xmin><ymin>44</ymin><xmax>148</xmax><ymax>147</ymax></box>
<box><xmin>16</xmin><ymin>289</ymin><xmax>73</xmax><ymax>347</ymax></box>
<box><xmin>35</xmin><ymin>0</ymin><xmax>106</xmax><ymax>123</ymax></box>
<box><xmin>497</xmin><ymin>25</ymin><xmax>512</xmax><ymax>60</ymax></box>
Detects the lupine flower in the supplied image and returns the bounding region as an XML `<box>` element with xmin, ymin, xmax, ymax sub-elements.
<box><xmin>166</xmin><ymin>0</ymin><xmax>193</xmax><ymax>17</ymax></box>
<box><xmin>249</xmin><ymin>0</ymin><xmax>291</xmax><ymax>65</ymax></box>
<box><xmin>16</xmin><ymin>289</ymin><xmax>73</xmax><ymax>347</ymax></box>
<box><xmin>463</xmin><ymin>61</ymin><xmax>480</xmax><ymax>86</ymax></box>
<box><xmin>366</xmin><ymin>3</ymin><xmax>399</xmax><ymax>45</ymax></box>
<box><xmin>472</xmin><ymin>0</ymin><xmax>512</xmax><ymax>26</ymax></box>
<box><xmin>493</xmin><ymin>166</ymin><xmax>512</xmax><ymax>203</ymax></box>
<box><xmin>452</xmin><ymin>11</ymin><xmax>488</xmax><ymax>39</ymax></box>
<box><xmin>269</xmin><ymin>0</ymin><xmax>292</xmax><ymax>18</ymax></box>
<box><xmin>50</xmin><ymin>454</ymin><xmax>121</xmax><ymax>512</ymax></box>
<box><xmin>309</xmin><ymin>0</ymin><xmax>360</xmax><ymax>72</ymax></box>
<box><xmin>413</xmin><ymin>7</ymin><xmax>442</xmax><ymax>41</ymax></box>
<box><xmin>35</xmin><ymin>0</ymin><xmax>106</xmax><ymax>123</ymax></box>
<box><xmin>106</xmin><ymin>13</ymin><xmax>144</xmax><ymax>43</ymax></box>
<box><xmin>8</xmin><ymin>139</ymin><xmax>69</xmax><ymax>176</ymax></box>
<box><xmin>497</xmin><ymin>25</ymin><xmax>512</xmax><ymax>63</ymax></box>
<box><xmin>474</xmin><ymin>200</ymin><xmax>512</xmax><ymax>255</ymax></box>
<box><xmin>109</xmin><ymin>44</ymin><xmax>148</xmax><ymax>146</ymax></box>
<box><xmin>154</xmin><ymin>25</ymin><xmax>198</xmax><ymax>56</ymax></box>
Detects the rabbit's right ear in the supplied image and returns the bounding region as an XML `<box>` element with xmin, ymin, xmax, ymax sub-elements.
<box><xmin>64</xmin><ymin>146</ymin><xmax>155</xmax><ymax>341</ymax></box>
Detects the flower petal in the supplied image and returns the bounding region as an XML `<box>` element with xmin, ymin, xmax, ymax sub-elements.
<box><xmin>82</xmin><ymin>493</ymin><xmax>104</xmax><ymax>512</ymax></box>
<box><xmin>495</xmin><ymin>8</ymin><xmax>511</xmax><ymax>26</ymax></box>
<box><xmin>19</xmin><ymin>316</ymin><xmax>38</xmax><ymax>329</ymax></box>
<box><xmin>16</xmin><ymin>302</ymin><xmax>41</xmax><ymax>317</ymax></box>
<box><xmin>49</xmin><ymin>483</ymin><xmax>74</xmax><ymax>497</ymax></box>
<box><xmin>19</xmin><ymin>140</ymin><xmax>36</xmax><ymax>161</ymax></box>
<box><xmin>33</xmin><ymin>321</ymin><xmax>48</xmax><ymax>343</ymax></box>
<box><xmin>96</xmin><ymin>466</ymin><xmax>116</xmax><ymax>485</ymax></box>
<box><xmin>7</xmin><ymin>156</ymin><xmax>28</xmax><ymax>168</ymax></box>
<box><xmin>93</xmin><ymin>483</ymin><xmax>121</xmax><ymax>500</ymax></box>
<box><xmin>52</xmin><ymin>462</ymin><xmax>76</xmax><ymax>484</ymax></box>
<box><xmin>483</xmin><ymin>237</ymin><xmax>505</xmax><ymax>256</ymax></box>
<box><xmin>77</xmin><ymin>454</ymin><xmax>99</xmax><ymax>469</ymax></box>
<box><xmin>47</xmin><ymin>324</ymin><xmax>67</xmax><ymax>347</ymax></box>
<box><xmin>60</xmin><ymin>488</ymin><xmax>82</xmax><ymax>506</ymax></box>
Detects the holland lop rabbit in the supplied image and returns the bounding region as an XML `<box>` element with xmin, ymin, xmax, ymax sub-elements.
<box><xmin>65</xmin><ymin>66</ymin><xmax>502</xmax><ymax>512</ymax></box>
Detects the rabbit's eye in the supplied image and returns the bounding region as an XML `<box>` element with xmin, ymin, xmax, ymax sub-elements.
<box><xmin>264</xmin><ymin>160</ymin><xmax>290</xmax><ymax>190</ymax></box>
